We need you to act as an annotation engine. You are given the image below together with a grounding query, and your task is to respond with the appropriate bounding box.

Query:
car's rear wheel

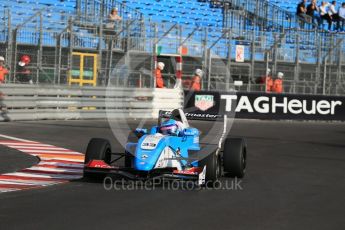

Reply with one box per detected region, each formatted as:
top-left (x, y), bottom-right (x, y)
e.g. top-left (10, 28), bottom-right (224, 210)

top-left (223, 138), bottom-right (246, 178)
top-left (84, 138), bottom-right (112, 178)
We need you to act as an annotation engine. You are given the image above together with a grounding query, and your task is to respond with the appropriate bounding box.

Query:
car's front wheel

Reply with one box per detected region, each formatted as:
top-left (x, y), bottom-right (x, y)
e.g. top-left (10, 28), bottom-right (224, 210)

top-left (84, 138), bottom-right (112, 178)
top-left (199, 151), bottom-right (221, 186)
top-left (223, 138), bottom-right (246, 178)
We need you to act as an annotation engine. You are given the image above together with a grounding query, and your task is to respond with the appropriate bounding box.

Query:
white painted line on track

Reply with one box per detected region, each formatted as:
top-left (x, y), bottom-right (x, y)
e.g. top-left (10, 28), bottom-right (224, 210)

top-left (18, 149), bottom-right (83, 154)
top-left (0, 134), bottom-right (37, 143)
top-left (0, 143), bottom-right (54, 147)
top-left (6, 172), bottom-right (81, 180)
top-left (39, 161), bottom-right (84, 168)
top-left (0, 179), bottom-right (60, 186)
top-left (25, 166), bottom-right (83, 173)
top-left (38, 157), bottom-right (84, 163)
top-left (10, 146), bottom-right (72, 150)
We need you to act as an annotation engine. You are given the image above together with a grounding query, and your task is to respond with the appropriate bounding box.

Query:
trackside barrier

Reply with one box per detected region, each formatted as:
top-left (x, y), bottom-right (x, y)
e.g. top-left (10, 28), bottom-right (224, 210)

top-left (184, 91), bottom-right (345, 121)
top-left (0, 85), bottom-right (183, 121)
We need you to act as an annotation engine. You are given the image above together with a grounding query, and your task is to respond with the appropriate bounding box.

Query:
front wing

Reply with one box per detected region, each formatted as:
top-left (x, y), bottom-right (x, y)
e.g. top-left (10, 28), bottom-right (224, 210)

top-left (84, 160), bottom-right (206, 185)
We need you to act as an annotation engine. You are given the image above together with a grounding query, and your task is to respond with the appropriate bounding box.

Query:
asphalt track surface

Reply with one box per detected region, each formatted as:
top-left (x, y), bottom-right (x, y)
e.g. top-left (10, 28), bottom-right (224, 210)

top-left (0, 119), bottom-right (345, 230)
top-left (0, 146), bottom-right (38, 174)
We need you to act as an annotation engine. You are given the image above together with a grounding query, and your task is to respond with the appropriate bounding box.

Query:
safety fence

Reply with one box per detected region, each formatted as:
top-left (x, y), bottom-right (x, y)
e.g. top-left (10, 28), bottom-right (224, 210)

top-left (0, 84), bottom-right (183, 121)
top-left (0, 1), bottom-right (345, 96)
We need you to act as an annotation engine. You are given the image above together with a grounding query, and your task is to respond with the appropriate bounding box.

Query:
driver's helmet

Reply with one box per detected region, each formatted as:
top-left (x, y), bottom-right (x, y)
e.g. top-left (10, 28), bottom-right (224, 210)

top-left (159, 119), bottom-right (179, 135)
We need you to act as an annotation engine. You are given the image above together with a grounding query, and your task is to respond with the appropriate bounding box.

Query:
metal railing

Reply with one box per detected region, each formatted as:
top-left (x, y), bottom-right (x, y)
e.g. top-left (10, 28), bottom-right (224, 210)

top-left (0, 1), bottom-right (344, 95)
top-left (0, 84), bottom-right (183, 121)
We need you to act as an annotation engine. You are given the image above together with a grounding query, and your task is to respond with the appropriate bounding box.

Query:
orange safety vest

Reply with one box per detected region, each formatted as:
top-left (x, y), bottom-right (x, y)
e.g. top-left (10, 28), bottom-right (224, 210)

top-left (155, 68), bottom-right (164, 88)
top-left (266, 76), bottom-right (273, 92)
top-left (190, 75), bottom-right (201, 91)
top-left (272, 79), bottom-right (283, 93)
top-left (0, 66), bottom-right (9, 83)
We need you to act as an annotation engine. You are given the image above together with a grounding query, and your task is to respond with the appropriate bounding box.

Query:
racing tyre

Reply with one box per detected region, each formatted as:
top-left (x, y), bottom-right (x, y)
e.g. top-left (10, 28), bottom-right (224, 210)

top-left (223, 138), bottom-right (246, 178)
top-left (84, 138), bottom-right (112, 178)
top-left (199, 152), bottom-right (221, 186)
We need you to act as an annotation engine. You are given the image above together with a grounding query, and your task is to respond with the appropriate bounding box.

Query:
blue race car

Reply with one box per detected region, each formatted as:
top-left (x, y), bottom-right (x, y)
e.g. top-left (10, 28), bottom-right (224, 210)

top-left (83, 109), bottom-right (247, 185)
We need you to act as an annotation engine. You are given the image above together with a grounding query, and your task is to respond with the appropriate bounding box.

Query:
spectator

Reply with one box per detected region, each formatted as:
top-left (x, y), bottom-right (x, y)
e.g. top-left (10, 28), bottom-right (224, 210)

top-left (272, 72), bottom-right (284, 93)
top-left (155, 62), bottom-right (165, 88)
top-left (17, 55), bottom-right (32, 84)
top-left (307, 0), bottom-right (321, 27)
top-left (106, 8), bottom-right (122, 30)
top-left (338, 2), bottom-right (345, 31)
top-left (320, 2), bottom-right (332, 30)
top-left (190, 69), bottom-right (203, 91)
top-left (296, 0), bottom-right (309, 28)
top-left (329, 1), bottom-right (339, 30)
top-left (0, 56), bottom-right (9, 84)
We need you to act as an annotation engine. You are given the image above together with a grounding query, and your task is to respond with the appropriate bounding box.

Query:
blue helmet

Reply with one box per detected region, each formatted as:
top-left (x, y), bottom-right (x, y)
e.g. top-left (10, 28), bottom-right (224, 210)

top-left (159, 119), bottom-right (178, 135)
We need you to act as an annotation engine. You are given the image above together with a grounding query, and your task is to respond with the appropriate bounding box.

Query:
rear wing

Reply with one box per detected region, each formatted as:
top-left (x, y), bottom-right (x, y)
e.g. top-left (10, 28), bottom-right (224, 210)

top-left (159, 109), bottom-right (223, 122)
top-left (158, 109), bottom-right (190, 127)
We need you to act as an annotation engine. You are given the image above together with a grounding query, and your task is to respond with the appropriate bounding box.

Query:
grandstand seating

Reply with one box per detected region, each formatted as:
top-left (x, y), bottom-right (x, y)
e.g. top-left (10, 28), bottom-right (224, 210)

top-left (120, 0), bottom-right (223, 27)
top-left (0, 0), bottom-right (341, 63)
top-left (0, 0), bottom-right (77, 45)
top-left (115, 0), bottom-right (296, 59)
top-left (268, 0), bottom-right (301, 13)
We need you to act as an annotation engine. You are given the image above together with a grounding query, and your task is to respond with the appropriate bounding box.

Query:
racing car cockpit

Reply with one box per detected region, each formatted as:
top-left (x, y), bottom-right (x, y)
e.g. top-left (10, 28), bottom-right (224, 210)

top-left (134, 109), bottom-right (191, 137)
top-left (157, 109), bottom-right (189, 136)
top-left (158, 109), bottom-right (189, 127)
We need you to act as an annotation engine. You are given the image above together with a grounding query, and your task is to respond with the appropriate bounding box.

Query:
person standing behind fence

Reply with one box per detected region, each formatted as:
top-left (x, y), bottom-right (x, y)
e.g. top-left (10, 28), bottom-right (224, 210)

top-left (106, 8), bottom-right (122, 30)
top-left (190, 69), bottom-right (203, 91)
top-left (272, 72), bottom-right (284, 93)
top-left (258, 68), bottom-right (273, 92)
top-left (155, 62), bottom-right (165, 88)
top-left (266, 73), bottom-right (274, 93)
top-left (17, 55), bottom-right (32, 84)
top-left (0, 56), bottom-right (9, 84)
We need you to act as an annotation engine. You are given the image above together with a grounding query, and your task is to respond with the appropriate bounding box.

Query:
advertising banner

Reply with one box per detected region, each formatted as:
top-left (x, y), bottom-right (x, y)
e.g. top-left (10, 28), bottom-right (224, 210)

top-left (184, 91), bottom-right (345, 121)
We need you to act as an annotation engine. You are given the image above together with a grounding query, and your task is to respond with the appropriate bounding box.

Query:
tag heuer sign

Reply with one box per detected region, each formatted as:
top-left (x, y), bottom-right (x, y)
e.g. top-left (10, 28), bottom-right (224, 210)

top-left (195, 95), bottom-right (214, 111)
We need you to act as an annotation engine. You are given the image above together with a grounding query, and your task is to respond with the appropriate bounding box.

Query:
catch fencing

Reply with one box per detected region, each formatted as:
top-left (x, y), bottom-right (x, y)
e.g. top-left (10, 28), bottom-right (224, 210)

top-left (1, 4), bottom-right (345, 95)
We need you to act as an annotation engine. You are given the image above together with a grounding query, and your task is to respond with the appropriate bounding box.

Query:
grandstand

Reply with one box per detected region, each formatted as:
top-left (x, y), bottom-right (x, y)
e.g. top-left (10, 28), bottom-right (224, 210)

top-left (0, 0), bottom-right (344, 94)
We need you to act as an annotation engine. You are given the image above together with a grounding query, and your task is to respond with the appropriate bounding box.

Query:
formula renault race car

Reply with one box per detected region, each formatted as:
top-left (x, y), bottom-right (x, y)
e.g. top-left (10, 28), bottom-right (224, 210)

top-left (83, 109), bottom-right (247, 185)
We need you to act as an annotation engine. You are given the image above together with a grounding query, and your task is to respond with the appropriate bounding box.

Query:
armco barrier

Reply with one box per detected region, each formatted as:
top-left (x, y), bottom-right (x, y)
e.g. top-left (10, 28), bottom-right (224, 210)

top-left (0, 84), bottom-right (183, 121)
top-left (184, 91), bottom-right (345, 121)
